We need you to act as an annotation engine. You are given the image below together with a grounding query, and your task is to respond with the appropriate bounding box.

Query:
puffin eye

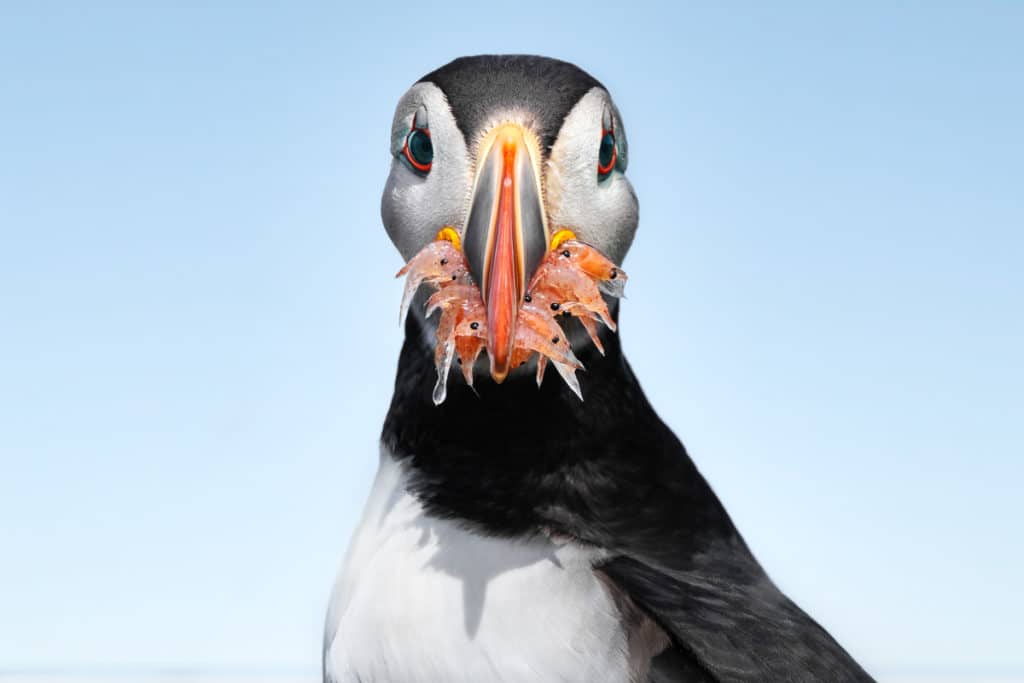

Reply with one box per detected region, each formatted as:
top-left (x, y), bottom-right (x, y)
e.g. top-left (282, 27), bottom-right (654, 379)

top-left (403, 128), bottom-right (433, 174)
top-left (597, 130), bottom-right (616, 178)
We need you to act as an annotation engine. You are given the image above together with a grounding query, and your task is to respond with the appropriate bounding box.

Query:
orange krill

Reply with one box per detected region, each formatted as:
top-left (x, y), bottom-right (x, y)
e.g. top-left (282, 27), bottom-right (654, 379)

top-left (397, 232), bottom-right (627, 404)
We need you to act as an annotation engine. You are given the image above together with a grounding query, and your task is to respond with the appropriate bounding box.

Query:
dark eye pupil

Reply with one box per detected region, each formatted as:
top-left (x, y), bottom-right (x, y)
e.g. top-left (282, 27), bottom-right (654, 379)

top-left (408, 129), bottom-right (433, 167)
top-left (598, 132), bottom-right (615, 174)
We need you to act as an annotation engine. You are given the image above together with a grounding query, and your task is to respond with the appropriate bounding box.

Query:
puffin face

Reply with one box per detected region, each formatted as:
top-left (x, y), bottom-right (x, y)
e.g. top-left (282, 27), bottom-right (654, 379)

top-left (382, 55), bottom-right (639, 381)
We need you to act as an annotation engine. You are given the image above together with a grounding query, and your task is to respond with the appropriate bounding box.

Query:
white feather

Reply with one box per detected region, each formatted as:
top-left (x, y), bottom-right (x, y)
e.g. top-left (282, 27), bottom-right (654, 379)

top-left (324, 450), bottom-right (646, 683)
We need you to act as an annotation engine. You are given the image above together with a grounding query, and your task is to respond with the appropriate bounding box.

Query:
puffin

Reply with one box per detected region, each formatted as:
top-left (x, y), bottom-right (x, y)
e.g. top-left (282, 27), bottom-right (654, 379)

top-left (324, 55), bottom-right (874, 683)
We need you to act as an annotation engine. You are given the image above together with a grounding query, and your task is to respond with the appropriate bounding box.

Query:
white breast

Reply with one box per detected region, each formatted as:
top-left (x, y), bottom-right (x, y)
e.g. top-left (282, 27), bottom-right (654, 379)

top-left (323, 450), bottom-right (639, 683)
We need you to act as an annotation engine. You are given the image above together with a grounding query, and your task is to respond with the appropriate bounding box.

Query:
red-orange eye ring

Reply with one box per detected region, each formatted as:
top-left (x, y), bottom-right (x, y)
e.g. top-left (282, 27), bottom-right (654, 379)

top-left (597, 128), bottom-right (616, 177)
top-left (403, 127), bottom-right (433, 173)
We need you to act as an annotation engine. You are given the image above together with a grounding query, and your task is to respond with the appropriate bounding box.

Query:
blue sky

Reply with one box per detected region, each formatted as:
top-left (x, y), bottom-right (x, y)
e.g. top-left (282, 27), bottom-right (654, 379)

top-left (1, 1), bottom-right (1021, 679)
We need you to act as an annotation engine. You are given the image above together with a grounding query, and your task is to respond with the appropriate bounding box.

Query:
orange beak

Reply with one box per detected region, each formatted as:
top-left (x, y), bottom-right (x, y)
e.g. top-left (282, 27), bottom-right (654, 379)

top-left (463, 124), bottom-right (548, 382)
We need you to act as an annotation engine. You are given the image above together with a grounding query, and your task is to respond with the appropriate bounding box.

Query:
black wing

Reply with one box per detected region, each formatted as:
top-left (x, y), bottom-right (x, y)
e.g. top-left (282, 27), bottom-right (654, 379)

top-left (564, 358), bottom-right (876, 682)
top-left (384, 314), bottom-right (875, 681)
top-left (600, 550), bottom-right (873, 682)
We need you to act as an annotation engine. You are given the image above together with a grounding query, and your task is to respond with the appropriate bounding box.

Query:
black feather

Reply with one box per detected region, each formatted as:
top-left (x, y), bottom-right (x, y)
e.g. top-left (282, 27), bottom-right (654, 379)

top-left (383, 298), bottom-right (873, 681)
top-left (418, 55), bottom-right (603, 151)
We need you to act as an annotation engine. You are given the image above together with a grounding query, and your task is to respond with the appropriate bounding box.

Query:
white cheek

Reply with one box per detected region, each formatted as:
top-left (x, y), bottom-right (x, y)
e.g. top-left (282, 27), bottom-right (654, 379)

top-left (381, 164), bottom-right (429, 260)
top-left (549, 172), bottom-right (638, 264)
top-left (590, 176), bottom-right (639, 263)
top-left (382, 163), bottom-right (472, 261)
top-left (546, 88), bottom-right (639, 264)
top-left (381, 83), bottom-right (473, 261)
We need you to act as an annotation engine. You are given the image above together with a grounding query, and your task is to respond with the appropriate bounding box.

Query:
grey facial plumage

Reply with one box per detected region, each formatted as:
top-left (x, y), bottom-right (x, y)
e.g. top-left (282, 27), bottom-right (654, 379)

top-left (381, 54), bottom-right (639, 267)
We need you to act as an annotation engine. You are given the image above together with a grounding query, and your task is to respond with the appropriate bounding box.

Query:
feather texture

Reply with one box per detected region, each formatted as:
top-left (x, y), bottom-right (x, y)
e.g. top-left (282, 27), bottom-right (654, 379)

top-left (371, 306), bottom-right (875, 681)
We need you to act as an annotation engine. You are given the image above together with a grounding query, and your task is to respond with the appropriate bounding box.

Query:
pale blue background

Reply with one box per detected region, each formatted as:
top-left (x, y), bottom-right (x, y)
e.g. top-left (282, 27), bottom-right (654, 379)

top-left (2, 1), bottom-right (1021, 680)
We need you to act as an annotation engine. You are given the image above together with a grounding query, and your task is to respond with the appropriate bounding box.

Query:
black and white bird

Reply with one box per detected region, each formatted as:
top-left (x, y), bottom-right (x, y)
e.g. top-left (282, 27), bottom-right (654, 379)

top-left (324, 55), bottom-right (874, 683)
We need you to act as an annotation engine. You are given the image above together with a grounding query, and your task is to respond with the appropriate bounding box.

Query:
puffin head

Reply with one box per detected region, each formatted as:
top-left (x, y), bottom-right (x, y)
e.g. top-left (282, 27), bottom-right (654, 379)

top-left (382, 55), bottom-right (639, 387)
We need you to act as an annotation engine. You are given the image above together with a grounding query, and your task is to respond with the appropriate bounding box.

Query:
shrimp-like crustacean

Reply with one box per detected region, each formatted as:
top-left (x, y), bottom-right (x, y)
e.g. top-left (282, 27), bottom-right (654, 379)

top-left (396, 227), bottom-right (628, 404)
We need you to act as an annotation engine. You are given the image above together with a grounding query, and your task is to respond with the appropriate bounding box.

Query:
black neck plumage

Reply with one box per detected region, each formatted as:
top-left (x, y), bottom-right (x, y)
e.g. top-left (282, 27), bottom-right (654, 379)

top-left (381, 307), bottom-right (740, 547)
